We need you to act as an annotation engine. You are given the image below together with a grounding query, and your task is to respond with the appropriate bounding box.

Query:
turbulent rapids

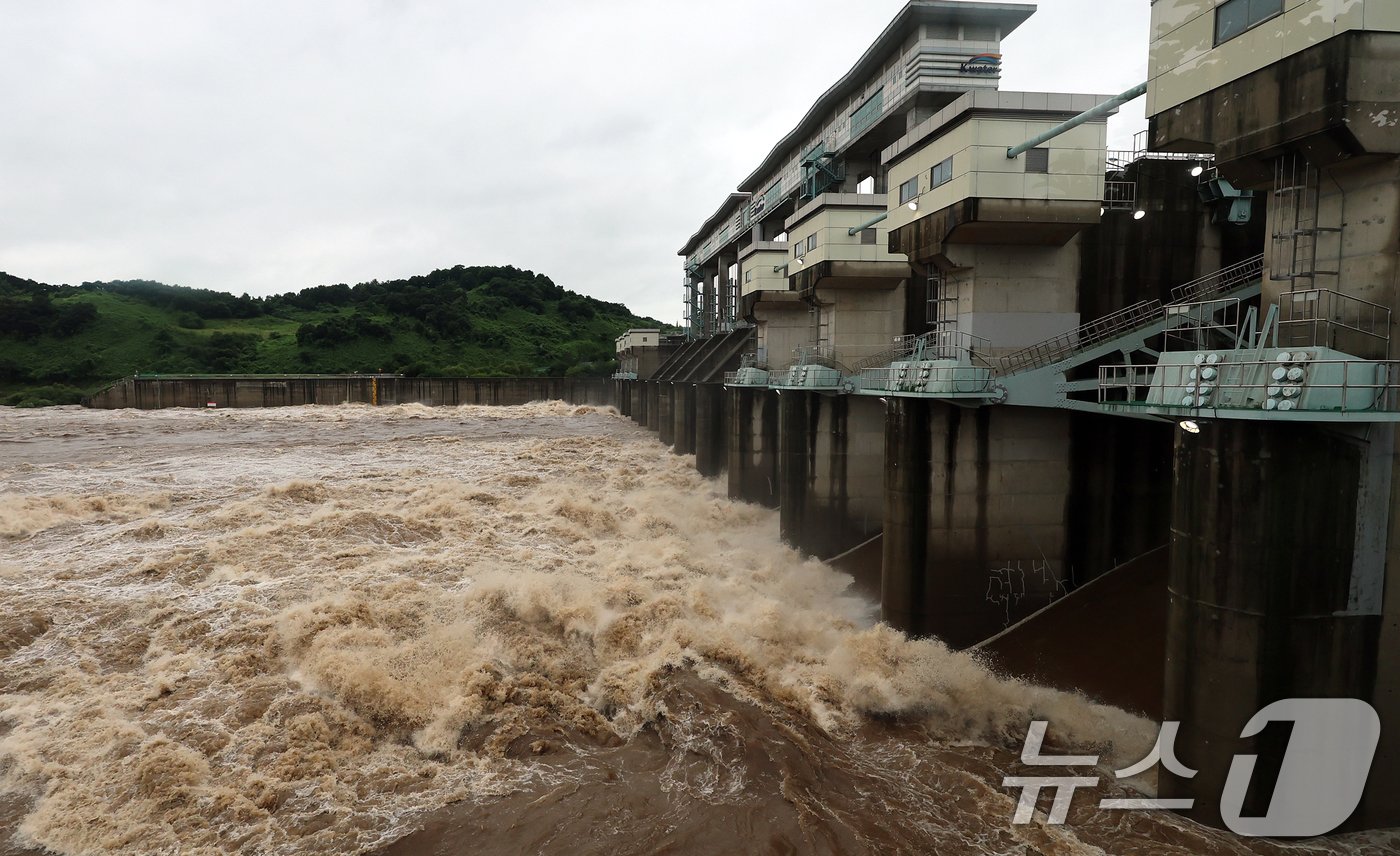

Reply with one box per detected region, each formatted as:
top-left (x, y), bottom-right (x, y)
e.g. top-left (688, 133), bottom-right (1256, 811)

top-left (0, 403), bottom-right (1395, 855)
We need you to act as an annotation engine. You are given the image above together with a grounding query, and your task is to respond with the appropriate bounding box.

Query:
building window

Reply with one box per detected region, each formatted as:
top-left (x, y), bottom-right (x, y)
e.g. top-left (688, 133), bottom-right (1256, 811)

top-left (850, 87), bottom-right (885, 139)
top-left (930, 157), bottom-right (953, 188)
top-left (794, 244), bottom-right (801, 258)
top-left (1025, 147), bottom-right (1049, 174)
top-left (898, 176), bottom-right (919, 204)
top-left (860, 228), bottom-right (877, 245)
top-left (806, 234), bottom-right (817, 252)
top-left (745, 270), bottom-right (753, 283)
top-left (1215, 0), bottom-right (1282, 45)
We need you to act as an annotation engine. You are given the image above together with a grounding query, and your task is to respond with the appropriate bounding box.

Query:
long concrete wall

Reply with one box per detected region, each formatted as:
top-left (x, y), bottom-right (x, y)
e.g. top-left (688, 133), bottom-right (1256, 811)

top-left (85, 375), bottom-right (614, 410)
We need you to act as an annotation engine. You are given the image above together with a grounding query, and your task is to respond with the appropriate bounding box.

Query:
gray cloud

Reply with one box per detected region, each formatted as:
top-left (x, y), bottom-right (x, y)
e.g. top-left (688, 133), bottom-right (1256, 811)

top-left (0, 0), bottom-right (1148, 324)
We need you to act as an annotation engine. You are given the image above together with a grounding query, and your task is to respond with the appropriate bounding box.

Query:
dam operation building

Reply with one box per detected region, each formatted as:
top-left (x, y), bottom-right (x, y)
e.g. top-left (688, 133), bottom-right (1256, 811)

top-left (614, 0), bottom-right (1400, 832)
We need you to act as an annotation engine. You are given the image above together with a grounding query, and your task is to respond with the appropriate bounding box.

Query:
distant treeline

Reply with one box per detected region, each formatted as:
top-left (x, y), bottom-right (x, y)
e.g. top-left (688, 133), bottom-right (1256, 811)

top-left (0, 266), bottom-right (665, 407)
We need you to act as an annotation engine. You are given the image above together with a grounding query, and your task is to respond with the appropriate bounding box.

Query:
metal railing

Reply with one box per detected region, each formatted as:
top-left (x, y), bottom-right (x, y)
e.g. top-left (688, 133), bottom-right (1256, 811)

top-left (794, 343), bottom-right (837, 363)
top-left (739, 348), bottom-right (769, 369)
top-left (1000, 300), bottom-right (1163, 374)
top-left (1107, 131), bottom-right (1215, 169)
top-left (1279, 289), bottom-right (1392, 360)
top-left (1104, 180), bottom-right (1136, 210)
top-left (1169, 254), bottom-right (1265, 303)
top-left (1000, 255), bottom-right (1264, 375)
top-left (1164, 298), bottom-right (1242, 351)
top-left (849, 334), bottom-right (922, 371)
top-left (859, 365), bottom-right (993, 395)
top-left (919, 328), bottom-right (991, 361)
top-left (849, 330), bottom-right (990, 372)
top-left (1098, 359), bottom-right (1400, 415)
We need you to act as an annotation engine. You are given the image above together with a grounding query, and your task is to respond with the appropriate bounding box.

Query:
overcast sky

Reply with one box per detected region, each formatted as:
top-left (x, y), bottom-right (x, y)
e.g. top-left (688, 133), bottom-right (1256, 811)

top-left (0, 0), bottom-right (1150, 325)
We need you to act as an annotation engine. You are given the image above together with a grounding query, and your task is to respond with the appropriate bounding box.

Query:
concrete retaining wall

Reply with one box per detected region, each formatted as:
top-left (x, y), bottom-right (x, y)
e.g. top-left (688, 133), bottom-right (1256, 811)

top-left (84, 376), bottom-right (614, 410)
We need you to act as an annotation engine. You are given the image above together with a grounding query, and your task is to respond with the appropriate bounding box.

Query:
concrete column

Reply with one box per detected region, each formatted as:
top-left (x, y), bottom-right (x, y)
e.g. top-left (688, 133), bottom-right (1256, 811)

top-left (728, 387), bottom-right (779, 507)
top-left (630, 382), bottom-right (644, 425)
top-left (882, 397), bottom-right (933, 635)
top-left (615, 380), bottom-right (630, 417)
top-left (1162, 421), bottom-right (1393, 830)
top-left (694, 383), bottom-right (727, 478)
top-left (645, 382), bottom-right (660, 432)
top-left (716, 252), bottom-right (735, 328)
top-left (777, 391), bottom-right (811, 554)
top-left (657, 384), bottom-right (675, 446)
top-left (701, 264), bottom-right (719, 336)
top-left (883, 402), bottom-right (1073, 648)
top-left (776, 391), bottom-right (883, 559)
top-left (672, 383), bottom-right (697, 455)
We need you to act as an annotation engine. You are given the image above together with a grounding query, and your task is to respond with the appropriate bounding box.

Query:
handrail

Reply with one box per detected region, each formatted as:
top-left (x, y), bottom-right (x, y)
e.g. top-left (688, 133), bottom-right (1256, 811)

top-left (1278, 288), bottom-right (1392, 359)
top-left (999, 300), bottom-right (1164, 374)
top-left (1169, 254), bottom-right (1265, 303)
top-left (1099, 359), bottom-right (1400, 415)
top-left (1001, 255), bottom-right (1267, 375)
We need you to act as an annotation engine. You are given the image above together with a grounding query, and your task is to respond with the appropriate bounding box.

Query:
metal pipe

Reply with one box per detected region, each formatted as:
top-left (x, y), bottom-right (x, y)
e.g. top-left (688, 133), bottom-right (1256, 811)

top-left (1006, 82), bottom-right (1147, 159)
top-left (847, 210), bottom-right (889, 236)
top-left (772, 263), bottom-right (789, 274)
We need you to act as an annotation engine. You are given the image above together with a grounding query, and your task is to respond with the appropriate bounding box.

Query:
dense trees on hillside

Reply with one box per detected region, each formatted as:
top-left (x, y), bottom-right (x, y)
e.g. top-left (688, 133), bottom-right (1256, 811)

top-left (0, 291), bottom-right (99, 338)
top-left (0, 265), bottom-right (665, 405)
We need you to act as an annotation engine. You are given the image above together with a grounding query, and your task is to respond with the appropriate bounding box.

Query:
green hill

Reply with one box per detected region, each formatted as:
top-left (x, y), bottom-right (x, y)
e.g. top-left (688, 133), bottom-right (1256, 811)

top-left (0, 267), bottom-right (665, 406)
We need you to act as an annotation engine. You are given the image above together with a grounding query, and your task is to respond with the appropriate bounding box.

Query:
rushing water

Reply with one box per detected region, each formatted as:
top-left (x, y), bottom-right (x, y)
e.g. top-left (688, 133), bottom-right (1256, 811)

top-left (0, 403), bottom-right (1395, 856)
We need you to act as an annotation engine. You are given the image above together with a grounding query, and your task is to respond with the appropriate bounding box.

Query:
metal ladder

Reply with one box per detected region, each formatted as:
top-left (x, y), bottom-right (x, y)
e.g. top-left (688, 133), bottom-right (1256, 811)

top-left (1271, 154), bottom-right (1341, 289)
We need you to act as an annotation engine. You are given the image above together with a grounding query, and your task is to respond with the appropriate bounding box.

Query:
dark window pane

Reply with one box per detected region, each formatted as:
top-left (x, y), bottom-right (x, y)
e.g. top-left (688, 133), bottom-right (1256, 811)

top-left (899, 176), bottom-right (919, 204)
top-left (1251, 0), bottom-right (1283, 24)
top-left (1216, 0), bottom-right (1250, 43)
top-left (931, 157), bottom-right (954, 188)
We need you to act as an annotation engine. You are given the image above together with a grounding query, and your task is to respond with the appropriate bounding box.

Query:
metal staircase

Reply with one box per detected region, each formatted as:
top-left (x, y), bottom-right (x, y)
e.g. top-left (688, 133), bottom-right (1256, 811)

top-left (1000, 254), bottom-right (1265, 379)
top-left (800, 142), bottom-right (846, 201)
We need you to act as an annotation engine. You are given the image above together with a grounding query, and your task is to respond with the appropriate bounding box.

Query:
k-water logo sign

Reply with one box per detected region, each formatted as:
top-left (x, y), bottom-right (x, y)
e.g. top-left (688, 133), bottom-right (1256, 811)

top-left (959, 53), bottom-right (1002, 75)
top-left (1003, 698), bottom-right (1381, 836)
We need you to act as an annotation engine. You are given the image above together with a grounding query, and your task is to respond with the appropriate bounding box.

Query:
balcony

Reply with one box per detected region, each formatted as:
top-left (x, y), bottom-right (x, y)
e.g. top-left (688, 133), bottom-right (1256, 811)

top-left (1096, 286), bottom-right (1400, 423)
top-left (785, 193), bottom-right (909, 293)
top-left (852, 330), bottom-right (997, 399)
top-left (739, 241), bottom-right (793, 297)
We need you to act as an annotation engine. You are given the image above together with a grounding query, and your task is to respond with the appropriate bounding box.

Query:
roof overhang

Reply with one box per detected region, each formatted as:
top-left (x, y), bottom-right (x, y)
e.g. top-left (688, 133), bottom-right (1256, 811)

top-left (679, 192), bottom-right (751, 257)
top-left (737, 1), bottom-right (1037, 193)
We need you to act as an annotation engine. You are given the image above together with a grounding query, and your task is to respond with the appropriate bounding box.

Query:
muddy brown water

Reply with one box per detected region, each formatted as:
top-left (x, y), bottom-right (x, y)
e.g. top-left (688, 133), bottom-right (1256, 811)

top-left (0, 404), bottom-right (1394, 855)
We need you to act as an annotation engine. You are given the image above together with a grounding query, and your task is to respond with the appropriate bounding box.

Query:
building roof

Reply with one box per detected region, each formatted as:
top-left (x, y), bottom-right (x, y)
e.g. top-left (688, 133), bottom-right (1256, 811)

top-left (881, 89), bottom-right (1115, 166)
top-left (678, 192), bottom-right (750, 258)
top-left (736, 1), bottom-right (1037, 193)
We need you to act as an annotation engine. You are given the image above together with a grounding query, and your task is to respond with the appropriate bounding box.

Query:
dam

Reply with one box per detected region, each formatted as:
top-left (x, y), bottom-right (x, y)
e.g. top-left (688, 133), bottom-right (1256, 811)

top-left (71, 0), bottom-right (1400, 837)
top-left (613, 0), bottom-right (1400, 833)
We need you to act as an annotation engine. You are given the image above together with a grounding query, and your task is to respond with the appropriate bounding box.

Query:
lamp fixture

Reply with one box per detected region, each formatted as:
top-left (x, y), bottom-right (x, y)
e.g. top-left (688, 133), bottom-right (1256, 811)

top-left (1133, 209), bottom-right (1147, 220)
top-left (1190, 165), bottom-right (1205, 177)
top-left (1179, 419), bottom-right (1201, 434)
top-left (907, 200), bottom-right (918, 211)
